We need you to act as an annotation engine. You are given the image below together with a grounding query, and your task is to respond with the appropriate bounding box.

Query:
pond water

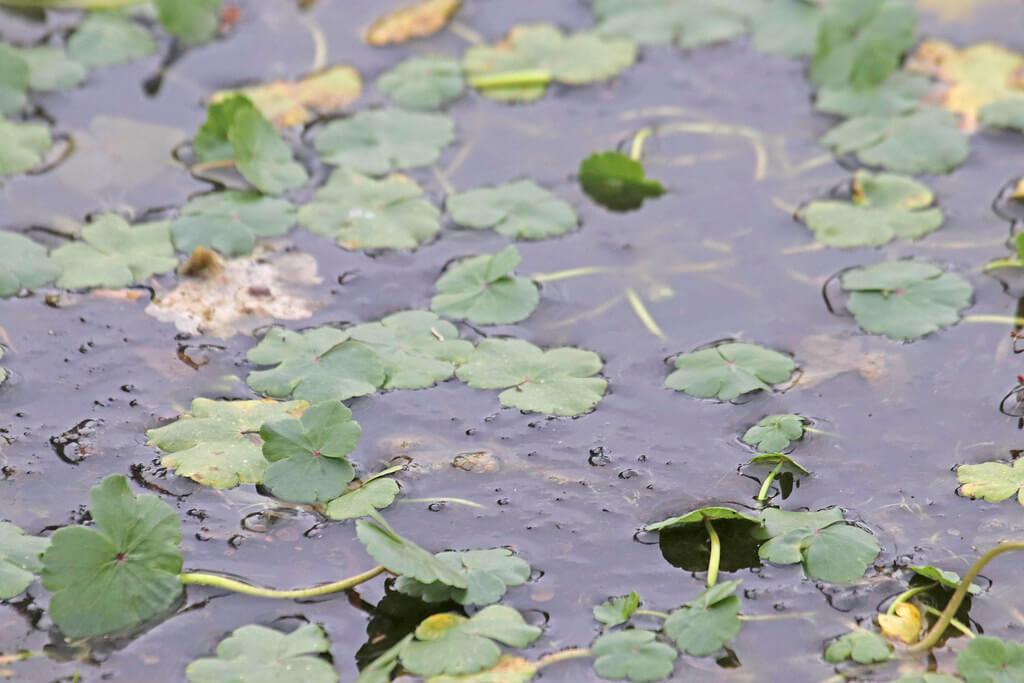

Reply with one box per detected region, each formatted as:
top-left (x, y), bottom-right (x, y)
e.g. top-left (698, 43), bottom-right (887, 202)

top-left (4, 1), bottom-right (1024, 681)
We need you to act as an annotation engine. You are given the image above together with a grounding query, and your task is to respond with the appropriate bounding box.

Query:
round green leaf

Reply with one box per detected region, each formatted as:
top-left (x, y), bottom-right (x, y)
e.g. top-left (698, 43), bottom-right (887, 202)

top-left (579, 151), bottom-right (665, 212)
top-left (758, 508), bottom-right (880, 583)
top-left (664, 581), bottom-right (742, 656)
top-left (803, 171), bottom-right (943, 247)
top-left (431, 246), bottom-right (540, 325)
top-left (0, 522), bottom-right (49, 599)
top-left (68, 13), bottom-right (156, 68)
top-left (840, 261), bottom-right (973, 341)
top-left (0, 231), bottom-right (61, 297)
top-left (455, 338), bottom-right (607, 416)
top-left (377, 57), bottom-right (464, 110)
top-left (146, 398), bottom-right (308, 488)
top-left (956, 636), bottom-right (1024, 683)
top-left (356, 520), bottom-right (467, 589)
top-left (171, 191), bottom-right (296, 257)
top-left (957, 460), bottom-right (1024, 507)
top-left (909, 565), bottom-right (982, 595)
top-left (594, 591), bottom-right (641, 627)
top-left (325, 477), bottom-right (400, 520)
top-left (646, 506), bottom-right (760, 532)
top-left (591, 629), bottom-right (677, 683)
top-left (187, 623), bottom-right (337, 683)
top-left (52, 214), bottom-right (178, 289)
top-left (40, 474), bottom-right (183, 638)
top-left (0, 119), bottom-right (51, 176)
top-left (298, 169), bottom-right (440, 250)
top-left (18, 46), bottom-right (87, 91)
top-left (313, 109), bottom-right (454, 175)
top-left (446, 179), bottom-right (578, 240)
top-left (260, 401), bottom-right (361, 504)
top-left (246, 326), bottom-right (387, 402)
top-left (742, 414), bottom-right (806, 452)
top-left (824, 630), bottom-right (891, 664)
top-left (395, 548), bottom-right (531, 606)
top-left (593, 0), bottom-right (756, 49)
top-left (229, 105), bottom-right (309, 194)
top-left (666, 342), bottom-right (795, 401)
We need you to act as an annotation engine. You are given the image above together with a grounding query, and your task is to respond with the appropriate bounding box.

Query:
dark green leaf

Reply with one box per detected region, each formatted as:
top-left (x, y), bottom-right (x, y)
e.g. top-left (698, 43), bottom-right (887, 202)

top-left (909, 565), bottom-right (982, 595)
top-left (810, 0), bottom-right (916, 90)
top-left (195, 95), bottom-right (253, 163)
top-left (579, 151), bottom-right (664, 212)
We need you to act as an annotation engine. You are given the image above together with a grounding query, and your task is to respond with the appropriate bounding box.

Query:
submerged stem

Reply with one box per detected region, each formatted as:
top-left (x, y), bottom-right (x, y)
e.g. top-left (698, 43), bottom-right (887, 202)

top-left (757, 461), bottom-right (784, 503)
top-left (536, 648), bottom-right (592, 669)
top-left (909, 542), bottom-right (1024, 653)
top-left (468, 69), bottom-right (552, 90)
top-left (630, 127), bottom-right (653, 162)
top-left (399, 496), bottom-right (485, 509)
top-left (704, 517), bottom-right (721, 588)
top-left (919, 605), bottom-right (974, 639)
top-left (179, 565), bottom-right (385, 599)
top-left (886, 584), bottom-right (935, 616)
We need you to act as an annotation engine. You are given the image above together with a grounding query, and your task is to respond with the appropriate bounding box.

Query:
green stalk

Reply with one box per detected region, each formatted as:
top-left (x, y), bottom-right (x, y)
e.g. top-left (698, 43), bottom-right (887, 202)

top-left (179, 565), bottom-right (386, 599)
top-left (629, 127), bottom-right (653, 161)
top-left (983, 258), bottom-right (1024, 271)
top-left (704, 517), bottom-right (721, 588)
top-left (757, 461), bottom-right (784, 503)
top-left (885, 584), bottom-right (935, 616)
top-left (634, 609), bottom-right (669, 619)
top-left (468, 69), bottom-right (552, 90)
top-left (908, 542), bottom-right (1024, 653)
top-left (920, 605), bottom-right (974, 640)
top-left (536, 648), bottom-right (592, 670)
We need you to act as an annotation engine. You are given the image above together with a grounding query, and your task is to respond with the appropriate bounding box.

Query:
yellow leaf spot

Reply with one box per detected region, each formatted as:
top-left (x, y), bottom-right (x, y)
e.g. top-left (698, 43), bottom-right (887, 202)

top-left (365, 0), bottom-right (461, 46)
top-left (879, 602), bottom-right (922, 644)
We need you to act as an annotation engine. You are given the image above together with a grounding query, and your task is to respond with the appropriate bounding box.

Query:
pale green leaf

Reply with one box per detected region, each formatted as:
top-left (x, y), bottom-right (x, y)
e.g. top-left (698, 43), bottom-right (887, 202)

top-left (666, 342), bottom-right (795, 401)
top-left (378, 57), bottom-right (464, 110)
top-left (447, 180), bottom-right (578, 240)
top-left (186, 623), bottom-right (337, 683)
top-left (431, 247), bottom-right (539, 325)
top-left (51, 214), bottom-right (177, 289)
top-left (313, 109), bottom-right (454, 174)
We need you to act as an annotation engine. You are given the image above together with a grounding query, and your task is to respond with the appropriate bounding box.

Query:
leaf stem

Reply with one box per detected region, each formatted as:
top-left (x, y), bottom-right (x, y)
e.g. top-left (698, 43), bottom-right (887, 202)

top-left (757, 461), bottom-right (784, 503)
top-left (468, 69), bottom-right (552, 90)
top-left (189, 159), bottom-right (237, 174)
top-left (962, 314), bottom-right (1024, 326)
top-left (532, 265), bottom-right (620, 282)
top-left (704, 517), bottom-right (721, 588)
top-left (179, 565), bottom-right (385, 598)
top-left (885, 584), bottom-right (935, 615)
top-left (634, 609), bottom-right (669, 619)
top-left (919, 605), bottom-right (974, 639)
top-left (630, 127), bottom-right (653, 162)
top-left (536, 648), bottom-right (592, 669)
top-left (983, 259), bottom-right (1024, 271)
top-left (908, 542), bottom-right (1024, 653)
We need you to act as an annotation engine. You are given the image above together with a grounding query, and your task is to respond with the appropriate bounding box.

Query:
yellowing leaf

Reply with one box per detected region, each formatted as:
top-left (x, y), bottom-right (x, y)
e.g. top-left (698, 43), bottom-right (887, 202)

top-left (211, 65), bottom-right (362, 128)
top-left (365, 0), bottom-right (461, 46)
top-left (1012, 177), bottom-right (1024, 200)
top-left (878, 602), bottom-right (922, 644)
top-left (906, 40), bottom-right (1024, 132)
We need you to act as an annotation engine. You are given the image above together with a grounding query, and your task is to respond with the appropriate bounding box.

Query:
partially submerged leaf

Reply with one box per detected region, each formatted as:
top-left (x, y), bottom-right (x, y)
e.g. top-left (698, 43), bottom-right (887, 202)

top-left (246, 326), bottom-right (386, 402)
top-left (742, 414), bottom-right (806, 452)
top-left (0, 119), bottom-right (51, 175)
top-left (0, 231), bottom-right (61, 297)
top-left (746, 453), bottom-right (809, 475)
top-left (298, 169), bottom-right (440, 250)
top-left (957, 459), bottom-right (1024, 506)
top-left (430, 247), bottom-right (539, 325)
top-left (154, 0), bottom-right (222, 45)
top-left (909, 565), bottom-right (982, 594)
top-left (212, 65), bottom-right (362, 128)
top-left (396, 548), bottom-right (531, 606)
top-left (51, 215), bottom-right (177, 289)
top-left (313, 109), bottom-right (454, 175)
top-left (68, 13), bottom-right (156, 68)
top-left (666, 342), bottom-right (795, 401)
top-left (810, 0), bottom-right (917, 90)
top-left (840, 261), bottom-right (973, 341)
top-left (803, 171), bottom-right (943, 247)
top-left (447, 179), bottom-right (578, 240)
top-left (0, 522), bottom-right (49, 600)
top-left (40, 474), bottom-right (183, 638)
top-left (378, 57), bottom-right (464, 111)
top-left (646, 506), bottom-right (760, 532)
top-left (591, 629), bottom-right (677, 683)
top-left (325, 477), bottom-right (400, 520)
top-left (664, 580), bottom-right (742, 656)
top-left (260, 401), bottom-right (361, 504)
top-left (956, 636), bottom-right (1024, 682)
top-left (816, 72), bottom-right (933, 117)
top-left (170, 191), bottom-right (296, 257)
top-left (878, 602), bottom-right (922, 644)
top-left (455, 338), bottom-right (607, 416)
top-left (187, 624), bottom-right (336, 683)
top-left (146, 398), bottom-right (308, 487)
top-left (365, 0), bottom-right (461, 46)
top-left (356, 520), bottom-right (467, 588)
top-left (824, 630), bottom-right (891, 664)
top-left (594, 591), bottom-right (641, 627)
top-left (593, 0), bottom-right (758, 49)
top-left (758, 508), bottom-right (880, 583)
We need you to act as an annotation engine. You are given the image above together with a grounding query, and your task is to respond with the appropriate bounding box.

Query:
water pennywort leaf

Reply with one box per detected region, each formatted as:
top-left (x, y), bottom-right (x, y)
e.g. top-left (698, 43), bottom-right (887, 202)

top-left (957, 459), bottom-right (1024, 506)
top-left (170, 191), bottom-right (296, 257)
top-left (447, 179), bottom-right (578, 240)
top-left (325, 477), bottom-right (400, 520)
top-left (666, 342), bottom-right (795, 401)
top-left (51, 214), bottom-right (177, 289)
top-left (378, 57), bottom-right (464, 111)
top-left (186, 623), bottom-right (337, 683)
top-left (824, 630), bottom-right (891, 664)
top-left (431, 247), bottom-right (540, 325)
top-left (742, 414), bottom-right (806, 452)
top-left (40, 474), bottom-right (183, 638)
top-left (68, 13), bottom-right (156, 69)
top-left (0, 119), bottom-right (51, 175)
top-left (356, 520), bottom-right (467, 588)
top-left (758, 508), bottom-right (880, 583)
top-left (313, 109), bottom-right (454, 175)
top-left (395, 549), bottom-right (531, 606)
top-left (909, 565), bottom-right (982, 594)
top-left (591, 629), bottom-right (677, 683)
top-left (956, 636), bottom-right (1024, 682)
top-left (810, 0), bottom-right (917, 90)
top-left (664, 580), bottom-right (742, 656)
top-left (815, 72), bottom-right (932, 118)
top-left (594, 591), bottom-right (640, 627)
top-left (0, 522), bottom-right (49, 600)
top-left (0, 231), bottom-right (60, 297)
top-left (579, 151), bottom-right (664, 212)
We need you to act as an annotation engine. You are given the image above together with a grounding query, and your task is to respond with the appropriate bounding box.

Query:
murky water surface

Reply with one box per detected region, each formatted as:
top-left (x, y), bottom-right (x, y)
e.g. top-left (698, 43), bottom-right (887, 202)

top-left (4, 1), bottom-right (1024, 681)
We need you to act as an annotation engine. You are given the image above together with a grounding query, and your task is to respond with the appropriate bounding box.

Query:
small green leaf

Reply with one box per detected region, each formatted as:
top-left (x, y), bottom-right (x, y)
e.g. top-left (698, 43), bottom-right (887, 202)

top-left (146, 398), bottom-right (308, 488)
top-left (824, 630), bottom-right (891, 664)
top-left (155, 0), bottom-right (222, 45)
top-left (298, 169), bottom-right (440, 250)
top-left (746, 453), bottom-right (809, 475)
top-left (171, 191), bottom-right (296, 257)
top-left (356, 520), bottom-right (467, 588)
top-left (821, 107), bottom-right (969, 174)
top-left (956, 636), bottom-right (1024, 683)
top-left (0, 119), bottom-right (50, 175)
top-left (840, 261), bottom-right (973, 341)
top-left (396, 549), bottom-right (531, 606)
top-left (246, 326), bottom-right (386, 402)
top-left (51, 214), bottom-right (177, 289)
top-left (816, 73), bottom-right (932, 117)
top-left (742, 414), bottom-right (806, 452)
top-left (40, 474), bottom-right (184, 638)
top-left (68, 13), bottom-right (156, 68)
top-left (591, 629), bottom-right (677, 683)
top-left (229, 105), bottom-right (308, 194)
top-left (260, 401), bottom-right (361, 504)
top-left (664, 580), bottom-right (742, 656)
top-left (18, 46), bottom-right (87, 91)
top-left (0, 522), bottom-right (49, 599)
top-left (186, 623), bottom-right (337, 683)
top-left (195, 95), bottom-right (253, 163)
top-left (803, 171), bottom-right (943, 247)
top-left (909, 565), bottom-right (982, 595)
top-left (594, 591), bottom-right (640, 627)
top-left (646, 506), bottom-right (760, 532)
top-left (810, 0), bottom-right (917, 90)
top-left (593, 0), bottom-right (757, 49)
top-left (313, 109), bottom-right (454, 175)
top-left (456, 338), bottom-right (607, 416)
top-left (579, 151), bottom-right (665, 212)
top-left (400, 606), bottom-right (542, 677)
top-left (378, 57), bottom-right (464, 110)
top-left (431, 246), bottom-right (539, 325)
top-left (0, 44), bottom-right (29, 115)
top-left (666, 342), bottom-right (795, 401)
top-left (958, 460), bottom-right (1024, 506)
top-left (758, 508), bottom-right (880, 583)
top-left (0, 231), bottom-right (61, 297)
top-left (325, 477), bottom-right (400, 520)
top-left (447, 179), bottom-right (578, 240)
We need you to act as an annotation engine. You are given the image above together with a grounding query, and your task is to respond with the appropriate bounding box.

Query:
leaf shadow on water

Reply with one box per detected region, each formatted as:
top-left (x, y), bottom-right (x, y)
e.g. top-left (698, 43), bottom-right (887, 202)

top-left (353, 584), bottom-right (461, 671)
top-left (657, 519), bottom-right (762, 574)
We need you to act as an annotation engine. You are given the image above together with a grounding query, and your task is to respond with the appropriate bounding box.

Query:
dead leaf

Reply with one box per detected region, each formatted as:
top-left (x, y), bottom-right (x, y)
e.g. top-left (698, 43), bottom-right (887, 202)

top-left (879, 602), bottom-right (922, 644)
top-left (906, 40), bottom-right (1024, 132)
top-left (210, 65), bottom-right (362, 129)
top-left (91, 289), bottom-right (144, 301)
top-left (793, 333), bottom-right (909, 390)
top-left (365, 0), bottom-right (460, 46)
top-left (145, 242), bottom-right (323, 338)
